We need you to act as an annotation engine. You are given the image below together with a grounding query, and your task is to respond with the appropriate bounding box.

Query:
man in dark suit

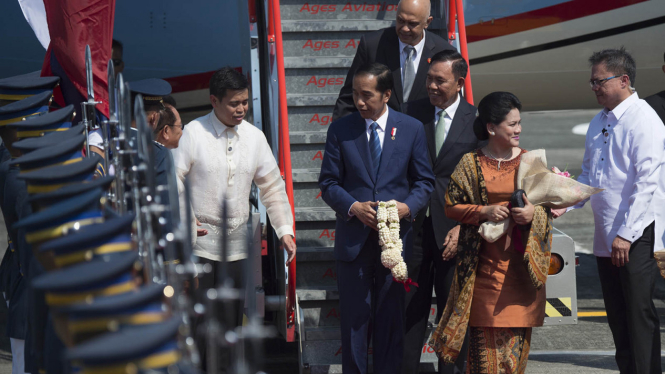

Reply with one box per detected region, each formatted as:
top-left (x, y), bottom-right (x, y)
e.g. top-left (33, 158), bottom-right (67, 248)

top-left (331, 0), bottom-right (455, 121)
top-left (402, 50), bottom-right (484, 374)
top-left (646, 52), bottom-right (665, 123)
top-left (319, 62), bottom-right (434, 374)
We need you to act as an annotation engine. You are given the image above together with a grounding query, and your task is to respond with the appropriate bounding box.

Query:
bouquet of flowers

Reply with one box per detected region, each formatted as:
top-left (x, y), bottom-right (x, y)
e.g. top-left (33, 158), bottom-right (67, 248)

top-left (478, 149), bottom-right (603, 243)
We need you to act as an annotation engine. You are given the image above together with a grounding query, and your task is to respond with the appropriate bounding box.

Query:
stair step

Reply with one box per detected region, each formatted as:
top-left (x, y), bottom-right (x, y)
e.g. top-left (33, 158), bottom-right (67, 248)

top-left (306, 325), bottom-right (341, 341)
top-left (290, 130), bottom-right (328, 145)
top-left (282, 33), bottom-right (362, 59)
top-left (282, 19), bottom-right (395, 32)
top-left (299, 339), bottom-right (439, 371)
top-left (298, 285), bottom-right (340, 301)
top-left (294, 182), bottom-right (327, 208)
top-left (298, 285), bottom-right (438, 302)
top-left (297, 261), bottom-right (338, 289)
top-left (285, 56), bottom-right (353, 69)
top-left (295, 206), bottom-right (336, 222)
top-left (286, 106), bottom-right (335, 132)
top-left (297, 246), bottom-right (336, 262)
top-left (281, 18), bottom-right (445, 32)
top-left (299, 298), bottom-right (441, 329)
top-left (292, 168), bottom-right (321, 183)
top-left (286, 68), bottom-right (348, 96)
top-left (288, 93), bottom-right (338, 107)
top-left (290, 143), bottom-right (325, 170)
top-left (279, 0), bottom-right (400, 21)
top-left (295, 220), bottom-right (337, 247)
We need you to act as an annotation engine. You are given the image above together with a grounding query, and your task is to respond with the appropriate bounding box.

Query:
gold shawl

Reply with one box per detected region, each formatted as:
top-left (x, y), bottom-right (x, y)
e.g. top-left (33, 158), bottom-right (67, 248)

top-left (428, 150), bottom-right (553, 363)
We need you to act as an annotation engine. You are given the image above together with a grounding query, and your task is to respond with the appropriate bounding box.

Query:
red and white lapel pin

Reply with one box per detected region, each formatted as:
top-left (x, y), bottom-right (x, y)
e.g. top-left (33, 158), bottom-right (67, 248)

top-left (391, 127), bottom-right (397, 140)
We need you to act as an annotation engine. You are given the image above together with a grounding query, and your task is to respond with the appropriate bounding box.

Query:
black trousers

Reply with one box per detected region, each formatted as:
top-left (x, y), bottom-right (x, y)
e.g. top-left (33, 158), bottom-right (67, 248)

top-left (194, 258), bottom-right (246, 374)
top-left (403, 217), bottom-right (468, 374)
top-left (596, 222), bottom-right (661, 374)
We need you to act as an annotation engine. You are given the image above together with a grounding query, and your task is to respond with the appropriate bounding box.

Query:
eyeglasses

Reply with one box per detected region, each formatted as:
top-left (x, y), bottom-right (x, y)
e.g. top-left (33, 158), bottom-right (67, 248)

top-left (589, 75), bottom-right (623, 88)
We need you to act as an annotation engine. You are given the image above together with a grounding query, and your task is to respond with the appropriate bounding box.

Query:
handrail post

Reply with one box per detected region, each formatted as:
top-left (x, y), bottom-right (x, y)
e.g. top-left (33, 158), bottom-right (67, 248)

top-left (454, 0), bottom-right (474, 105)
top-left (447, 0), bottom-right (456, 41)
top-left (269, 0), bottom-right (297, 342)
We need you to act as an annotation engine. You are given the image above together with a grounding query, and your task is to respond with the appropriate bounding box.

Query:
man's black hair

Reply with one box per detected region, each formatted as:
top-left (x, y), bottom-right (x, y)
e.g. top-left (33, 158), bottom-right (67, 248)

top-left (209, 67), bottom-right (249, 100)
top-left (589, 47), bottom-right (636, 87)
top-left (429, 50), bottom-right (468, 80)
top-left (163, 95), bottom-right (176, 108)
top-left (112, 39), bottom-right (123, 55)
top-left (153, 106), bottom-right (176, 136)
top-left (354, 62), bottom-right (393, 94)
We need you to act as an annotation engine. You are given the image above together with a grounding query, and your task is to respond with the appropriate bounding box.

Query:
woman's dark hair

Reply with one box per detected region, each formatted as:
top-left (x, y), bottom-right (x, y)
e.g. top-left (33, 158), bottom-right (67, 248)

top-left (209, 67), bottom-right (248, 100)
top-left (473, 92), bottom-right (522, 140)
top-left (354, 62), bottom-right (393, 94)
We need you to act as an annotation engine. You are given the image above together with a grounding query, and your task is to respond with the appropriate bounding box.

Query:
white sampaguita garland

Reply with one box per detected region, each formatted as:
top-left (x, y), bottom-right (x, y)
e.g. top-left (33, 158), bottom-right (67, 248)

top-left (377, 200), bottom-right (408, 282)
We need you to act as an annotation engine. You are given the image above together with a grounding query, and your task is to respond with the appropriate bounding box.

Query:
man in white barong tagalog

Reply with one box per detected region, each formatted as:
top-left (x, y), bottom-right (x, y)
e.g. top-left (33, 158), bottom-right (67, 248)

top-left (171, 67), bottom-right (296, 372)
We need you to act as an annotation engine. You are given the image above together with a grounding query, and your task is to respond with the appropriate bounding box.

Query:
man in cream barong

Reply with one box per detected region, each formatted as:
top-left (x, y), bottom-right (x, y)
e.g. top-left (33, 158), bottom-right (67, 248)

top-left (171, 67), bottom-right (296, 372)
top-left (557, 48), bottom-right (665, 374)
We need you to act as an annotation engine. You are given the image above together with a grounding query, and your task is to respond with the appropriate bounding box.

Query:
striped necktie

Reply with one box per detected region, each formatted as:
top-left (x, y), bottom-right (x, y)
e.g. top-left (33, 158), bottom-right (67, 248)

top-left (369, 122), bottom-right (382, 178)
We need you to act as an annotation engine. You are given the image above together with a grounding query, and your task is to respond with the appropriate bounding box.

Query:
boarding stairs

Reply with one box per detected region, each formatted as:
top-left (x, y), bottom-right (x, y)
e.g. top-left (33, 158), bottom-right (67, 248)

top-left (277, 1), bottom-right (450, 372)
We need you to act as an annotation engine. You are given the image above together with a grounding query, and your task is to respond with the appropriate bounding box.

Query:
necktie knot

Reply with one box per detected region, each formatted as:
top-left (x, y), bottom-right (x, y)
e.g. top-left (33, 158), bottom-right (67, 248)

top-left (371, 122), bottom-right (379, 132)
top-left (404, 45), bottom-right (415, 56)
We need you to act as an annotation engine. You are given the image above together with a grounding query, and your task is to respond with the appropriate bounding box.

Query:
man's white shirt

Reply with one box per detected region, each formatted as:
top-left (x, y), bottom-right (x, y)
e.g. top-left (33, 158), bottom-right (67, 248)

top-left (171, 111), bottom-right (294, 261)
top-left (569, 93), bottom-right (665, 257)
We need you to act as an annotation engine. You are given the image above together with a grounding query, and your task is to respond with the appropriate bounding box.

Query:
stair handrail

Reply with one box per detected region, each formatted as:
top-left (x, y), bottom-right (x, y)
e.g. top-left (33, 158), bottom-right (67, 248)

top-left (267, 0), bottom-right (297, 342)
top-left (448, 0), bottom-right (474, 105)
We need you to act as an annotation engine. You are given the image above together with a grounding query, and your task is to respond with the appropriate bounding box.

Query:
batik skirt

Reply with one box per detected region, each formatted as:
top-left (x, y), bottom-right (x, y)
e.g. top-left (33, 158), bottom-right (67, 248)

top-left (466, 327), bottom-right (531, 374)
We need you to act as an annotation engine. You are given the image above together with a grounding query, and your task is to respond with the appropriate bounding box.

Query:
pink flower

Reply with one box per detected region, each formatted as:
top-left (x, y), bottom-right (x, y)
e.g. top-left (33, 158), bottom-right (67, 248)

top-left (552, 166), bottom-right (574, 179)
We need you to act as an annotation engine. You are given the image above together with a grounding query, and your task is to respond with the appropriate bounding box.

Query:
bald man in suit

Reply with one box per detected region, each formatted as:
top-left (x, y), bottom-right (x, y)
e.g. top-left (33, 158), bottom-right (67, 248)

top-left (332, 0), bottom-right (455, 121)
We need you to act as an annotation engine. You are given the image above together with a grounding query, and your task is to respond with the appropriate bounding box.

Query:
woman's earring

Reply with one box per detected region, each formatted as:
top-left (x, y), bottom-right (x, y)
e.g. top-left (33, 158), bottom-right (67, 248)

top-left (489, 131), bottom-right (495, 135)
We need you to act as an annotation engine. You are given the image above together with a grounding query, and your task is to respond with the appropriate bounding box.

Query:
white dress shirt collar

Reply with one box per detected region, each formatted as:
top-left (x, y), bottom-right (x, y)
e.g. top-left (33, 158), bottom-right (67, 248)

top-left (435, 93), bottom-right (461, 122)
top-left (365, 106), bottom-right (389, 133)
top-left (603, 92), bottom-right (639, 121)
top-left (398, 31), bottom-right (426, 63)
top-left (209, 110), bottom-right (238, 137)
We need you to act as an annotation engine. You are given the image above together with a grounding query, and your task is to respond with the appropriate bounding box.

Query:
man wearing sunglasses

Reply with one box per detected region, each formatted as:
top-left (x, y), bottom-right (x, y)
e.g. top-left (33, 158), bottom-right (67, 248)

top-left (556, 47), bottom-right (665, 374)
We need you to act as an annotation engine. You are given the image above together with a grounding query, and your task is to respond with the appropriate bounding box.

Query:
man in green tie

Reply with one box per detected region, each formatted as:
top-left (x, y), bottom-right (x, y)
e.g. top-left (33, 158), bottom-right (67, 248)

top-left (402, 50), bottom-right (485, 374)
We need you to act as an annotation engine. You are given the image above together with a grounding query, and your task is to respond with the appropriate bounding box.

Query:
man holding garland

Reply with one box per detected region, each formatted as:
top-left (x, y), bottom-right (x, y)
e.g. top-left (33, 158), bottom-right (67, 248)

top-left (319, 62), bottom-right (434, 374)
